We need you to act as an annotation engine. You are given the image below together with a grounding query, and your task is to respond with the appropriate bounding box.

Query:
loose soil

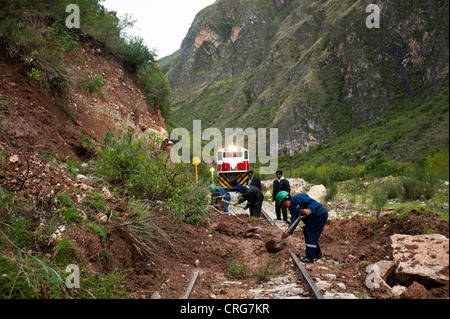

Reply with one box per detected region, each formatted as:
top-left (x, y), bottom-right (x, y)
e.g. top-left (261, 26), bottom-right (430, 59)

top-left (66, 204), bottom-right (449, 299)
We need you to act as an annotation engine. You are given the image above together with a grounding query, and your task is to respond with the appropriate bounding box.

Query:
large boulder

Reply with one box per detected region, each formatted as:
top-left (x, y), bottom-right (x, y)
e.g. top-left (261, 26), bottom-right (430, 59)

top-left (260, 180), bottom-right (273, 191)
top-left (366, 260), bottom-right (397, 284)
top-left (391, 234), bottom-right (449, 288)
top-left (260, 178), bottom-right (309, 193)
top-left (307, 184), bottom-right (327, 202)
top-left (287, 178), bottom-right (308, 195)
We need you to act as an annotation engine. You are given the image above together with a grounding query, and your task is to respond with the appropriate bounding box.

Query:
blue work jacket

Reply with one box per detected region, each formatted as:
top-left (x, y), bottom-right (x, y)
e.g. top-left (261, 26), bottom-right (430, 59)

top-left (288, 193), bottom-right (327, 233)
top-left (211, 188), bottom-right (231, 205)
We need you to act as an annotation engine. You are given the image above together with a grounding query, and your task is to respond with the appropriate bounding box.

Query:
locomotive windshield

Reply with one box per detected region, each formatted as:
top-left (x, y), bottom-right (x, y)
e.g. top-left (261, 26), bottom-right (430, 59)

top-left (224, 151), bottom-right (242, 158)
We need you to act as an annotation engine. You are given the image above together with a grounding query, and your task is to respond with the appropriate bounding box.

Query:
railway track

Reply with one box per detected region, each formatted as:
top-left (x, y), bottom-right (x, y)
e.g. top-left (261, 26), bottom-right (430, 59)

top-left (289, 249), bottom-right (324, 299)
top-left (205, 200), bottom-right (325, 299)
top-left (181, 250), bottom-right (325, 300)
top-left (254, 207), bottom-right (324, 299)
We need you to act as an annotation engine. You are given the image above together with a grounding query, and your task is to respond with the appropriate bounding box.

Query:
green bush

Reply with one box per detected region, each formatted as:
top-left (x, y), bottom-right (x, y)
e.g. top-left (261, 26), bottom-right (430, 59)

top-left (227, 258), bottom-right (248, 280)
top-left (77, 75), bottom-right (107, 98)
top-left (380, 181), bottom-right (403, 200)
top-left (400, 177), bottom-right (424, 201)
top-left (62, 156), bottom-right (81, 176)
top-left (364, 151), bottom-right (404, 177)
top-left (324, 182), bottom-right (338, 201)
top-left (426, 150), bottom-right (449, 180)
top-left (136, 63), bottom-right (171, 117)
top-left (26, 68), bottom-right (42, 81)
top-left (371, 191), bottom-right (388, 211)
top-left (85, 192), bottom-right (108, 213)
top-left (0, 13), bottom-right (72, 93)
top-left (79, 269), bottom-right (129, 299)
top-left (50, 21), bottom-right (80, 52)
top-left (165, 181), bottom-right (209, 225)
top-left (254, 255), bottom-right (282, 283)
top-left (54, 238), bottom-right (79, 267)
top-left (56, 194), bottom-right (82, 223)
top-left (95, 128), bottom-right (209, 223)
top-left (95, 128), bottom-right (150, 183)
top-left (0, 253), bottom-right (65, 299)
top-left (0, 187), bottom-right (14, 213)
top-left (297, 164), bottom-right (360, 186)
top-left (0, 255), bottom-right (38, 299)
top-left (401, 159), bottom-right (440, 201)
top-left (8, 214), bottom-right (32, 248)
top-left (121, 36), bottom-right (155, 74)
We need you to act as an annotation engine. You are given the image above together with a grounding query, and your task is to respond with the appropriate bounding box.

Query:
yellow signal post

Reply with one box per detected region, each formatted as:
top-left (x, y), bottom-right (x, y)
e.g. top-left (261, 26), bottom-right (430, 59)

top-left (192, 157), bottom-right (201, 185)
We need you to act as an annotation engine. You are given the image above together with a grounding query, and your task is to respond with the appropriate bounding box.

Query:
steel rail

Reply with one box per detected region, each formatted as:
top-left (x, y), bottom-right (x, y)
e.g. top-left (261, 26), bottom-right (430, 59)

top-left (289, 249), bottom-right (324, 299)
top-left (182, 271), bottom-right (199, 299)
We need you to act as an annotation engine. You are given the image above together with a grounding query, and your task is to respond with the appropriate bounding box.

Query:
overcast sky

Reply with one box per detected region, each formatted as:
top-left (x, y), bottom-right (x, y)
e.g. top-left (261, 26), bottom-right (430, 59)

top-left (102, 0), bottom-right (216, 59)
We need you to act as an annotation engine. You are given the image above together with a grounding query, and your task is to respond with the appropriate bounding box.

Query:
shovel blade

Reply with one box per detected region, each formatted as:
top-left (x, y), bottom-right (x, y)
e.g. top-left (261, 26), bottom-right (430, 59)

top-left (265, 239), bottom-right (286, 253)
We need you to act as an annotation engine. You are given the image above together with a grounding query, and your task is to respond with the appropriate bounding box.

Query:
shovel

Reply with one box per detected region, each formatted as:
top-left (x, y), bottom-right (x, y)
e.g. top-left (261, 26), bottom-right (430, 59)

top-left (265, 215), bottom-right (305, 253)
top-left (221, 199), bottom-right (247, 209)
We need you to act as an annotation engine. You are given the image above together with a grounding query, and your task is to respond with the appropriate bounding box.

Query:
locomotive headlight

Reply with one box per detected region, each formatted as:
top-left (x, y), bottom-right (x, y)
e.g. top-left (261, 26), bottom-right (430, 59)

top-left (229, 145), bottom-right (237, 152)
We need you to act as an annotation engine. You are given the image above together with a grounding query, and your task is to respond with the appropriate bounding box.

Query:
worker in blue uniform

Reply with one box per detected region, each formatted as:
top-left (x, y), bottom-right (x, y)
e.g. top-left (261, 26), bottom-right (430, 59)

top-left (276, 191), bottom-right (328, 263)
top-left (210, 185), bottom-right (231, 213)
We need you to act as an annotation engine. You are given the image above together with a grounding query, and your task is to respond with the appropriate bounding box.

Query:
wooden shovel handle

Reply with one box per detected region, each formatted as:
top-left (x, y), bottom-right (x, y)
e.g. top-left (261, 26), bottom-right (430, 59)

top-left (284, 215), bottom-right (304, 234)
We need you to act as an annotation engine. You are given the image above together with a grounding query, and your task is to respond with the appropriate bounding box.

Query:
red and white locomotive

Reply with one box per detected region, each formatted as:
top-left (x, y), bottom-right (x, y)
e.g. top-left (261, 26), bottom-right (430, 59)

top-left (216, 145), bottom-right (249, 190)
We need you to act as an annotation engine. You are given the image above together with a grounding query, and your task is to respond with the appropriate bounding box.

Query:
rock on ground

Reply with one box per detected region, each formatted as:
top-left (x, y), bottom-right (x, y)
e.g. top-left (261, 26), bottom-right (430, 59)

top-left (307, 185), bottom-right (327, 202)
top-left (400, 281), bottom-right (431, 299)
top-left (365, 260), bottom-right (398, 299)
top-left (391, 234), bottom-right (449, 287)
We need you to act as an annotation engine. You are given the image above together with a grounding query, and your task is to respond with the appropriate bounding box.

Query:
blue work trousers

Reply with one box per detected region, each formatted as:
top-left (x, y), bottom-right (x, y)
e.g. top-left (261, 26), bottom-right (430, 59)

top-left (303, 211), bottom-right (328, 259)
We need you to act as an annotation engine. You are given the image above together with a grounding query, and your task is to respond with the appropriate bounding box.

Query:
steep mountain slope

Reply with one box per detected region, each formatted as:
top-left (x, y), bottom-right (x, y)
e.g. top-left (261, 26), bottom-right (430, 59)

top-left (0, 2), bottom-right (170, 160)
top-left (162, 0), bottom-right (449, 157)
top-left (0, 37), bottom-right (169, 160)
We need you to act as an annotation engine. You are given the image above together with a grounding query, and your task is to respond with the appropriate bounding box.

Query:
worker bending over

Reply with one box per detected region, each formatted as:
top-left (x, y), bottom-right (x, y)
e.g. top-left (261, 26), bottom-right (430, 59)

top-left (276, 191), bottom-right (328, 263)
top-left (236, 184), bottom-right (264, 218)
top-left (210, 185), bottom-right (231, 213)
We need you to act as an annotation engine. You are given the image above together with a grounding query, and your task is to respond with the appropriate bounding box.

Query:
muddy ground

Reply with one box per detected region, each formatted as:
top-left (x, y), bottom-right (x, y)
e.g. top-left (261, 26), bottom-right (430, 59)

top-left (70, 203), bottom-right (449, 299)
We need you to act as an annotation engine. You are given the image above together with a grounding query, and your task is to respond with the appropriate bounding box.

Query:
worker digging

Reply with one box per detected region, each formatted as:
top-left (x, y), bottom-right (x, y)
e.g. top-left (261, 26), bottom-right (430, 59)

top-left (210, 185), bottom-right (231, 213)
top-left (274, 190), bottom-right (328, 263)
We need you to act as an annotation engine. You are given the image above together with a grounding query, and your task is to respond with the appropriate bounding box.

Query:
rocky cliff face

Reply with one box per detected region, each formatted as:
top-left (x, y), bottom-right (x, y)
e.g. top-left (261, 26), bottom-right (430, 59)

top-left (163, 0), bottom-right (449, 155)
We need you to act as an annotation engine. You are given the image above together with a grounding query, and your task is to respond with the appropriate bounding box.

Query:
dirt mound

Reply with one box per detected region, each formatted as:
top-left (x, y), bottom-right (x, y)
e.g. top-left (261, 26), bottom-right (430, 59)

top-left (317, 210), bottom-right (449, 298)
top-left (63, 205), bottom-right (447, 299)
top-left (321, 210), bottom-right (448, 263)
top-left (101, 210), bottom-right (294, 299)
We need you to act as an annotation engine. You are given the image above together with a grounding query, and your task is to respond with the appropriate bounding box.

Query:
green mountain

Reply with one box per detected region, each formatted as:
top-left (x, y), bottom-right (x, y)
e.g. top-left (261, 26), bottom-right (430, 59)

top-left (162, 0), bottom-right (449, 162)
